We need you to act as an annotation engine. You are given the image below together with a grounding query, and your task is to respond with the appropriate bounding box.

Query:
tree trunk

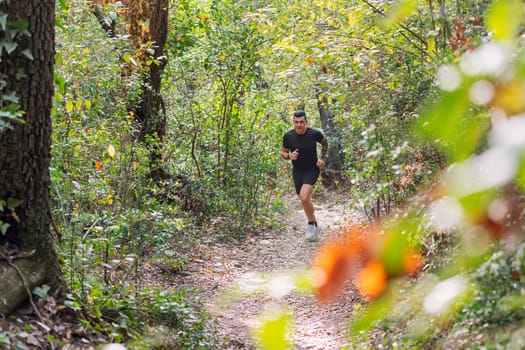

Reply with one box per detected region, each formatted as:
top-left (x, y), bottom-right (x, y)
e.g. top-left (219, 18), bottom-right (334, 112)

top-left (0, 0), bottom-right (63, 316)
top-left (92, 0), bottom-right (169, 181)
top-left (317, 91), bottom-right (345, 187)
top-left (127, 0), bottom-right (169, 181)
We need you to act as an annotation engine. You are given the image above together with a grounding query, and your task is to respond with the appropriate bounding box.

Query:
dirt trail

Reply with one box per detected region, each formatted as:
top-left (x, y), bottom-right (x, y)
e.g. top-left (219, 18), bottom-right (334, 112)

top-left (170, 191), bottom-right (361, 349)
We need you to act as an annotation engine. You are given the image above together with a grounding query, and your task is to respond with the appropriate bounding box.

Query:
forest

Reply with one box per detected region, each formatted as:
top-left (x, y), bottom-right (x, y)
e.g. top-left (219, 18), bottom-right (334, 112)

top-left (1, 0), bottom-right (525, 349)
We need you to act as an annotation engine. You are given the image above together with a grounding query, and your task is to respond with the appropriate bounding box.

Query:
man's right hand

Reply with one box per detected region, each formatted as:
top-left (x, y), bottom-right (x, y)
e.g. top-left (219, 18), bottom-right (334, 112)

top-left (290, 149), bottom-right (299, 160)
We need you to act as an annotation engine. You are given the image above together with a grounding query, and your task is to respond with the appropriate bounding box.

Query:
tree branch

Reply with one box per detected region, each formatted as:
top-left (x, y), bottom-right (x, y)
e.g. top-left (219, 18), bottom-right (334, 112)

top-left (91, 5), bottom-right (116, 38)
top-left (360, 0), bottom-right (434, 61)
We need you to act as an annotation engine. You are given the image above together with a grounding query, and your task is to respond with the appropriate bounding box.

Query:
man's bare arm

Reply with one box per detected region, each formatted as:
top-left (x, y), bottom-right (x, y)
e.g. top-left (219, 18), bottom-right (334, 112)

top-left (281, 146), bottom-right (290, 160)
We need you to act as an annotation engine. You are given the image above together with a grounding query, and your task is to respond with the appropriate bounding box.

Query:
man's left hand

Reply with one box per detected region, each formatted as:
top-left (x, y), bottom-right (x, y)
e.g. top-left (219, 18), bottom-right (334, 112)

top-left (317, 159), bottom-right (326, 169)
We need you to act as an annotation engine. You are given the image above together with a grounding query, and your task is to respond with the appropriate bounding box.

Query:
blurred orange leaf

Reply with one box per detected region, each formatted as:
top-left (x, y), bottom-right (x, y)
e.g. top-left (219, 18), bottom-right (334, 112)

top-left (313, 221), bottom-right (423, 303)
top-left (313, 239), bottom-right (353, 303)
top-left (355, 260), bottom-right (387, 300)
top-left (403, 250), bottom-right (424, 276)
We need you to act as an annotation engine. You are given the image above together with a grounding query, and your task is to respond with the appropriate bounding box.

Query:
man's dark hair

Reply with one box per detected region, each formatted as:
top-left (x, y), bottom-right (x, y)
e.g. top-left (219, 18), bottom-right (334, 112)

top-left (293, 110), bottom-right (307, 119)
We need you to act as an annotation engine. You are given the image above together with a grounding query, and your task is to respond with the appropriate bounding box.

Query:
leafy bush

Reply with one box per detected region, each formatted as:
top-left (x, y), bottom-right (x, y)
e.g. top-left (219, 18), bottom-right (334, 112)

top-left (461, 244), bottom-right (525, 327)
top-left (64, 285), bottom-right (217, 349)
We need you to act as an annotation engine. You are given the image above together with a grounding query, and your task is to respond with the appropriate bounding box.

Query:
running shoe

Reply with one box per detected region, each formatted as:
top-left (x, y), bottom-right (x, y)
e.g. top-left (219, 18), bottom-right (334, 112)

top-left (305, 223), bottom-right (319, 242)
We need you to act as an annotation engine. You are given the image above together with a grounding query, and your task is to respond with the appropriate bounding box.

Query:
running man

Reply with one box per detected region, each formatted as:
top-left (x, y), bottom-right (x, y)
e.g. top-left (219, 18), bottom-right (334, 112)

top-left (281, 110), bottom-right (328, 241)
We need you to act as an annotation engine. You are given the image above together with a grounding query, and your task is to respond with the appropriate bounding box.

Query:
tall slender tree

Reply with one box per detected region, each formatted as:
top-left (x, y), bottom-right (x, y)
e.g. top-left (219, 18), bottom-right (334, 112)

top-left (0, 0), bottom-right (63, 315)
top-left (92, 0), bottom-right (169, 181)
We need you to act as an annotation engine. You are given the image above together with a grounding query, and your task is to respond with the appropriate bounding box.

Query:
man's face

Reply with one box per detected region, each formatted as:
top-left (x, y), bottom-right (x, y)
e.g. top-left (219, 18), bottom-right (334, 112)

top-left (293, 116), bottom-right (307, 135)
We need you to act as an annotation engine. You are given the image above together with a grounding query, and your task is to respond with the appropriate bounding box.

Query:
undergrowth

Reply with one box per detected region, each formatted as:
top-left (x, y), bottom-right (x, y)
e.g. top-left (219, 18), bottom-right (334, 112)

top-left (347, 240), bottom-right (525, 350)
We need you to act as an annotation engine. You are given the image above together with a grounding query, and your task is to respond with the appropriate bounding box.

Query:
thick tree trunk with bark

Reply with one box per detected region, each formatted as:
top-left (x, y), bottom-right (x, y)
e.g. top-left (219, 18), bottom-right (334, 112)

top-left (0, 0), bottom-right (63, 316)
top-left (317, 92), bottom-right (345, 187)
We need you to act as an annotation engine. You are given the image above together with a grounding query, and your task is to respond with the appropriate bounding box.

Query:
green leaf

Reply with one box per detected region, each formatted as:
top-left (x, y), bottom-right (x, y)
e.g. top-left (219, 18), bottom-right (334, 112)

top-left (54, 74), bottom-right (66, 95)
top-left (6, 197), bottom-right (22, 211)
top-left (122, 53), bottom-right (137, 66)
top-left (15, 68), bottom-right (26, 80)
top-left (55, 18), bottom-right (65, 31)
top-left (292, 270), bottom-right (316, 293)
top-left (64, 299), bottom-right (81, 312)
top-left (65, 100), bottom-right (73, 113)
top-left (3, 91), bottom-right (18, 103)
top-left (252, 307), bottom-right (293, 350)
top-left (487, 0), bottom-right (522, 41)
top-left (381, 229), bottom-right (411, 276)
top-left (0, 222), bottom-right (9, 235)
top-left (516, 153), bottom-right (525, 192)
top-left (58, 0), bottom-right (68, 9)
top-left (10, 19), bottom-right (28, 32)
top-left (33, 284), bottom-right (51, 298)
top-left (415, 88), bottom-right (487, 162)
top-left (383, 0), bottom-right (418, 27)
top-left (21, 49), bottom-right (33, 60)
top-left (1, 40), bottom-right (17, 54)
top-left (0, 331), bottom-right (10, 345)
top-left (122, 53), bottom-right (132, 63)
top-left (351, 295), bottom-right (392, 333)
top-left (46, 335), bottom-right (56, 343)
top-left (0, 14), bottom-right (7, 31)
top-left (0, 119), bottom-right (12, 132)
top-left (120, 223), bottom-right (129, 234)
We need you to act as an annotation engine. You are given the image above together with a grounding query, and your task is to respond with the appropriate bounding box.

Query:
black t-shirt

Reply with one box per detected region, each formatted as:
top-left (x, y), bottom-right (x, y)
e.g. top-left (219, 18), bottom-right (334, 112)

top-left (282, 127), bottom-right (325, 171)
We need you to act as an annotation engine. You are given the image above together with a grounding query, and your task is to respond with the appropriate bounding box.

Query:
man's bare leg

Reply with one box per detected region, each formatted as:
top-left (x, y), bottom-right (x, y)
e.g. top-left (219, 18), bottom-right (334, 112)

top-left (299, 184), bottom-right (316, 223)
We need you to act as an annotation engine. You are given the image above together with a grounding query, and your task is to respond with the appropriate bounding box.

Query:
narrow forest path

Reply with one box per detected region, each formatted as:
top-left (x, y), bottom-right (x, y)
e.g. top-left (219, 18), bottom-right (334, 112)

top-left (161, 191), bottom-right (363, 349)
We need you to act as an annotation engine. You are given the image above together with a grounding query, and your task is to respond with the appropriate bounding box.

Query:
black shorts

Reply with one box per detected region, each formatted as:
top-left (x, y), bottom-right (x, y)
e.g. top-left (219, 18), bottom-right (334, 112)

top-left (292, 167), bottom-right (320, 194)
